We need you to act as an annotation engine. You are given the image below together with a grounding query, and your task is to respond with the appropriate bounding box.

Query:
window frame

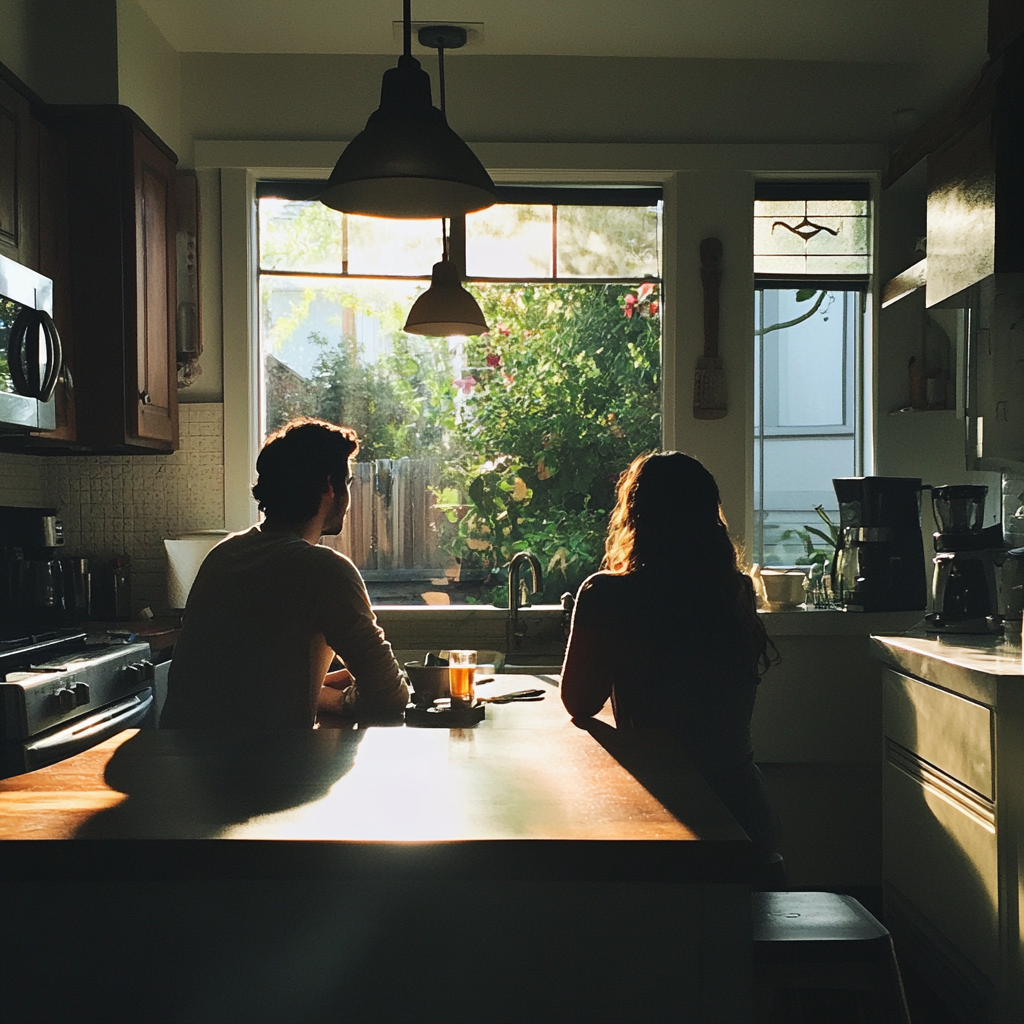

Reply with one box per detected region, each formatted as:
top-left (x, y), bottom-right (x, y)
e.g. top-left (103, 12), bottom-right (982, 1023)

top-left (220, 165), bottom-right (676, 537)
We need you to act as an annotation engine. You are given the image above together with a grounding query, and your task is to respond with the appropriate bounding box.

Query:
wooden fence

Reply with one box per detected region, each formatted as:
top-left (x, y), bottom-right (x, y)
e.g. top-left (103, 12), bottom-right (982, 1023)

top-left (320, 458), bottom-right (448, 576)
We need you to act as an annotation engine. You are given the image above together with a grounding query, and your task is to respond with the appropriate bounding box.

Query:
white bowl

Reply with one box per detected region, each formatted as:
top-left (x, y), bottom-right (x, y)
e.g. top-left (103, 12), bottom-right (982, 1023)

top-left (759, 570), bottom-right (807, 609)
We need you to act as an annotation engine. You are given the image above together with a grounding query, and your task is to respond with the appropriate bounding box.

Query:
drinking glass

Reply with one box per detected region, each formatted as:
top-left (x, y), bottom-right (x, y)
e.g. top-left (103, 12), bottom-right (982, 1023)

top-left (448, 650), bottom-right (477, 707)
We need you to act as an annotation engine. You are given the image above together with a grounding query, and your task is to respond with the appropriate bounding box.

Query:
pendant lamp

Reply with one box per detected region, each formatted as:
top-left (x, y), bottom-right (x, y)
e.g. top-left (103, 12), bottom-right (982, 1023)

top-left (319, 2), bottom-right (496, 219)
top-left (404, 220), bottom-right (489, 336)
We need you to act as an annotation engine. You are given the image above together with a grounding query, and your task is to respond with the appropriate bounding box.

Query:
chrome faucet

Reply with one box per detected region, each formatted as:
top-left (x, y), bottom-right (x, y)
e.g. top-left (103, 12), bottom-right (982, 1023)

top-left (506, 551), bottom-right (543, 652)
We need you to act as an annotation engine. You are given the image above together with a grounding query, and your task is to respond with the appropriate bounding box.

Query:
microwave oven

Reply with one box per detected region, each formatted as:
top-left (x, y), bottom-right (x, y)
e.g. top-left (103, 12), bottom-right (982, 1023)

top-left (0, 252), bottom-right (63, 432)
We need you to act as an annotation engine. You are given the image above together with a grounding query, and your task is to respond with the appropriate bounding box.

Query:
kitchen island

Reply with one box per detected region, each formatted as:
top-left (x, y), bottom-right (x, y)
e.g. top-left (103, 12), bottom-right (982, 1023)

top-left (0, 674), bottom-right (752, 1024)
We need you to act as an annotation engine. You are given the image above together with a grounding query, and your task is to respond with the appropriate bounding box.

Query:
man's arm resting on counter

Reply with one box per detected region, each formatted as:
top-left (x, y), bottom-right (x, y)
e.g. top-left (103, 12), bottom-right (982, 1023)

top-left (319, 556), bottom-right (410, 714)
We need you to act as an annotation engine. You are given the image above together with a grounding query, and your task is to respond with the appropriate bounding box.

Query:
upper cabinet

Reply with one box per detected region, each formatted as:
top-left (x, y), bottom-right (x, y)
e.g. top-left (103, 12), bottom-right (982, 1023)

top-left (47, 105), bottom-right (179, 452)
top-left (0, 74), bottom-right (38, 271)
top-left (926, 43), bottom-right (1023, 307)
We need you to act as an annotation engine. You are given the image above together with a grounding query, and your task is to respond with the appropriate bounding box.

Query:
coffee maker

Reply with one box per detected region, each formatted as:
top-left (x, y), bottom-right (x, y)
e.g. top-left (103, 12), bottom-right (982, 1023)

top-left (0, 506), bottom-right (88, 638)
top-left (926, 485), bottom-right (1004, 634)
top-left (832, 477), bottom-right (928, 612)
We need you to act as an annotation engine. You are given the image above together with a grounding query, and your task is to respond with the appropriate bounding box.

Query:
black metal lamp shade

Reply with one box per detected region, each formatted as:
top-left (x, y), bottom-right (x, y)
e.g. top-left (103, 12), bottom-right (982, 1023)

top-left (319, 56), bottom-right (496, 219)
top-left (404, 258), bottom-right (489, 336)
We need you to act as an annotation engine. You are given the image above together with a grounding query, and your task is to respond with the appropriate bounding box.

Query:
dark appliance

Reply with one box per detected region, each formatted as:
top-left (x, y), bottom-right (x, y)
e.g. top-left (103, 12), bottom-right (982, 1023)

top-left (0, 252), bottom-right (62, 432)
top-left (0, 631), bottom-right (155, 777)
top-left (0, 505), bottom-right (83, 635)
top-left (832, 477), bottom-right (928, 612)
top-left (926, 484), bottom-right (1005, 634)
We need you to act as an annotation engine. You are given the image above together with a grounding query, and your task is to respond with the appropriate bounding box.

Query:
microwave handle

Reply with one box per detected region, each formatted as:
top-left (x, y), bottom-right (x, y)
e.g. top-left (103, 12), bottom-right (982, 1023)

top-left (37, 310), bottom-right (63, 402)
top-left (7, 307), bottom-right (63, 402)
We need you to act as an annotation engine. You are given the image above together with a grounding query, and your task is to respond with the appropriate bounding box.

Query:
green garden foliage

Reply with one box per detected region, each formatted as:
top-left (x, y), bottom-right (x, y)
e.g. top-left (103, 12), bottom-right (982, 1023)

top-left (265, 281), bottom-right (660, 604)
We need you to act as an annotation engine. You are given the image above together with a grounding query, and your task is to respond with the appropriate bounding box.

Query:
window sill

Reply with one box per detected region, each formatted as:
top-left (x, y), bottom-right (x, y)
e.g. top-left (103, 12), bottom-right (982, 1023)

top-left (759, 607), bottom-right (922, 636)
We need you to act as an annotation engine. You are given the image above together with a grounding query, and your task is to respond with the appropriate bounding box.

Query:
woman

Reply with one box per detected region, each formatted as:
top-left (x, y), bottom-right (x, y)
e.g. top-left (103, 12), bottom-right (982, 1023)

top-left (560, 451), bottom-right (780, 866)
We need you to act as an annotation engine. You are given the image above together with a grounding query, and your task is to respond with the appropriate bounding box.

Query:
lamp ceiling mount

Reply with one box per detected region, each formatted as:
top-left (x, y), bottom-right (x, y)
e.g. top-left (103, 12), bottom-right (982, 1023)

top-left (418, 25), bottom-right (467, 50)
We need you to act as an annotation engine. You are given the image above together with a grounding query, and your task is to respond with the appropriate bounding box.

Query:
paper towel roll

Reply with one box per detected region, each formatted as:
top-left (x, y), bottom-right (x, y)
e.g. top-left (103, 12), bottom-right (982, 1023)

top-left (165, 532), bottom-right (229, 609)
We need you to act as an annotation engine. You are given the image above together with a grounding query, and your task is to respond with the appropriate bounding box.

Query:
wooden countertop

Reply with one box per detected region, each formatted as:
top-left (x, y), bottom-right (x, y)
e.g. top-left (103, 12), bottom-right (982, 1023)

top-left (0, 675), bottom-right (751, 882)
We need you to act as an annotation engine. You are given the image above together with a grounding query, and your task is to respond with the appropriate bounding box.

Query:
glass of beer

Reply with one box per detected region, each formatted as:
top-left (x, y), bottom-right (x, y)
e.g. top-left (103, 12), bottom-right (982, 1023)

top-left (448, 650), bottom-right (477, 707)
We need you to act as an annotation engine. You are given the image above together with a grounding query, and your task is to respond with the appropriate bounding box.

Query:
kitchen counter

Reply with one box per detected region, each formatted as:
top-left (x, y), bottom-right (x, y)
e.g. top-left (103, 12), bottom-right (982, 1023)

top-left (0, 674), bottom-right (753, 1023)
top-left (870, 630), bottom-right (1024, 1022)
top-left (870, 630), bottom-right (1024, 707)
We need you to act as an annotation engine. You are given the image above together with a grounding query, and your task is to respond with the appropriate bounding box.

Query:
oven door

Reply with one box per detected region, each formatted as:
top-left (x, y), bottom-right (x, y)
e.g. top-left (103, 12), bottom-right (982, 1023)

top-left (0, 252), bottom-right (60, 432)
top-left (10, 687), bottom-right (154, 775)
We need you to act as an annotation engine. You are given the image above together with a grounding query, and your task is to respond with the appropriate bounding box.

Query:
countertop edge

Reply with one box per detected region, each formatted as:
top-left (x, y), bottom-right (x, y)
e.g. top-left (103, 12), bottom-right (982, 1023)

top-left (0, 838), bottom-right (754, 883)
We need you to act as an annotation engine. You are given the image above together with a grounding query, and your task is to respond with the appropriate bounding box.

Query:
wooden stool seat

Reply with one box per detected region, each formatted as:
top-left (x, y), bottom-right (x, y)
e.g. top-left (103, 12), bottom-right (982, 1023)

top-left (753, 892), bottom-right (911, 1023)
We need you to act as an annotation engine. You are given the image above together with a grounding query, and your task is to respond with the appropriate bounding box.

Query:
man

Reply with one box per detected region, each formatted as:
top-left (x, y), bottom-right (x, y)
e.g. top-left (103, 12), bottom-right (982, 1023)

top-left (162, 417), bottom-right (409, 728)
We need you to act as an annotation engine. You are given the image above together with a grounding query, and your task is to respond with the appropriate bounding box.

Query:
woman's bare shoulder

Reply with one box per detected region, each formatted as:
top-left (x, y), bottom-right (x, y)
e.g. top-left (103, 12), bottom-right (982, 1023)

top-left (576, 571), bottom-right (635, 607)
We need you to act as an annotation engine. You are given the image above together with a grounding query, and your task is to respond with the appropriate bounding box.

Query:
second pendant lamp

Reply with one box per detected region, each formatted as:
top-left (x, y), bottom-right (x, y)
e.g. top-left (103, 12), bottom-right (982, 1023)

top-left (404, 221), bottom-right (488, 337)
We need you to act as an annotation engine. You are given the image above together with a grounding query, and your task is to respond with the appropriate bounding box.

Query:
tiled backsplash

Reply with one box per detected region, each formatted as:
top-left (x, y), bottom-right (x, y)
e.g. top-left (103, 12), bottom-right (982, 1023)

top-left (0, 404), bottom-right (226, 615)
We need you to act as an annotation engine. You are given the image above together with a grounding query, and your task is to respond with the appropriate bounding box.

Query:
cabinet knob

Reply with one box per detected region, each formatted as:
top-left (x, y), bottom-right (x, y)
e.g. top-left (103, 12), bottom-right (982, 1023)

top-left (56, 688), bottom-right (76, 714)
top-left (139, 390), bottom-right (152, 405)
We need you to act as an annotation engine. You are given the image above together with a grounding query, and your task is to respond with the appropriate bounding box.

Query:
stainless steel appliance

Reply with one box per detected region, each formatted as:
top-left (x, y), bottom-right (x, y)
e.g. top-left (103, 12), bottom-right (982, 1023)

top-left (832, 477), bottom-right (928, 612)
top-left (926, 484), bottom-right (1005, 634)
top-left (0, 505), bottom-right (80, 634)
top-left (0, 252), bottom-right (63, 432)
top-left (0, 631), bottom-right (156, 777)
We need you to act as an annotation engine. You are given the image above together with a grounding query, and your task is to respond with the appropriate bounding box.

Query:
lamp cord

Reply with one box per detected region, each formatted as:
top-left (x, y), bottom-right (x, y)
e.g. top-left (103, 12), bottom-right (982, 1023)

top-left (403, 0), bottom-right (412, 57)
top-left (442, 218), bottom-right (448, 260)
top-left (438, 45), bottom-right (446, 114)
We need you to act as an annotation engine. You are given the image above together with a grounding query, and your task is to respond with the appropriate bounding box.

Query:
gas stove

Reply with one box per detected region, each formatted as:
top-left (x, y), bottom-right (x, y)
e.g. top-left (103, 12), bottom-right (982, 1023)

top-left (0, 629), bottom-right (156, 777)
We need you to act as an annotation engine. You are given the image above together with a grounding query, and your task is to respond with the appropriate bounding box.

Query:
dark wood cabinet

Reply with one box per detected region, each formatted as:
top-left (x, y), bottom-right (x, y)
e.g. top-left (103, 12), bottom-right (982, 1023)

top-left (0, 73), bottom-right (39, 271)
top-left (47, 105), bottom-right (179, 452)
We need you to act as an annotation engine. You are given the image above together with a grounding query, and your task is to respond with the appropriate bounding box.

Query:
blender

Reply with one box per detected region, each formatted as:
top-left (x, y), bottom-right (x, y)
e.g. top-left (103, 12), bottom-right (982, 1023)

top-left (925, 485), bottom-right (1005, 633)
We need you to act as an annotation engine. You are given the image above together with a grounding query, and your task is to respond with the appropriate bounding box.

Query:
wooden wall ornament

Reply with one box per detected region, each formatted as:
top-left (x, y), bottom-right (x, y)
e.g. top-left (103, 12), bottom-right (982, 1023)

top-left (175, 170), bottom-right (202, 388)
top-left (693, 237), bottom-right (727, 419)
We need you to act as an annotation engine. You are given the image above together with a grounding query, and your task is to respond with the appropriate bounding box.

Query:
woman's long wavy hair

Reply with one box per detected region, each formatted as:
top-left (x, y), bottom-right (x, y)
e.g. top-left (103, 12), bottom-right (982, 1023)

top-left (603, 451), bottom-right (776, 674)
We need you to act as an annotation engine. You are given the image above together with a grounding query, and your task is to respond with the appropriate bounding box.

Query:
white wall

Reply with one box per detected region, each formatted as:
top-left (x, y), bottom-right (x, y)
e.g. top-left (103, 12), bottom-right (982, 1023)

top-left (116, 0), bottom-right (182, 158)
top-left (0, 0), bottom-right (118, 102)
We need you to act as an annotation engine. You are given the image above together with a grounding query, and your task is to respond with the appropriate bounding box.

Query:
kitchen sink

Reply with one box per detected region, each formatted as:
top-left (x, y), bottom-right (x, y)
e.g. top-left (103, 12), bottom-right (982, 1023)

top-left (498, 655), bottom-right (562, 675)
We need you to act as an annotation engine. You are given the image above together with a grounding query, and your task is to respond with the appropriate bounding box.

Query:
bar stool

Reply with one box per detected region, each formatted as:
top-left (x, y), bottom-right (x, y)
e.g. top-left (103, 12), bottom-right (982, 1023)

top-left (752, 891), bottom-right (912, 1023)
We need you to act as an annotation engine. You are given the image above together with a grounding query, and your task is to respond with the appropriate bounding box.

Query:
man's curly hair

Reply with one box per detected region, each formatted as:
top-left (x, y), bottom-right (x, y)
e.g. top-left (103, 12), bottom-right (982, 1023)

top-left (251, 417), bottom-right (359, 522)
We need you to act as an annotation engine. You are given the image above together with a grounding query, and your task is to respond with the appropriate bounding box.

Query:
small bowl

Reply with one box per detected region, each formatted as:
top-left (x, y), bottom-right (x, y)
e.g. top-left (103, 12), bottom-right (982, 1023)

top-left (759, 570), bottom-right (808, 610)
top-left (404, 662), bottom-right (449, 702)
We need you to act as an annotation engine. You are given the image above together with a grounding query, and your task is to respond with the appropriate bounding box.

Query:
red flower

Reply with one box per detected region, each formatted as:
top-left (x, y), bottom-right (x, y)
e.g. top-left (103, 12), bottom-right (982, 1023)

top-left (498, 327), bottom-right (511, 337)
top-left (453, 375), bottom-right (477, 395)
top-left (623, 294), bottom-right (637, 319)
top-left (649, 301), bottom-right (659, 315)
top-left (637, 282), bottom-right (655, 303)
top-left (486, 353), bottom-right (501, 368)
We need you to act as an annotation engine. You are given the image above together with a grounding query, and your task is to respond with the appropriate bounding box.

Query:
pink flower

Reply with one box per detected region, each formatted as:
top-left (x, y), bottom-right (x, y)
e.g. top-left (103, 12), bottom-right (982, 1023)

top-left (498, 327), bottom-right (511, 337)
top-left (637, 282), bottom-right (655, 303)
top-left (623, 293), bottom-right (637, 318)
top-left (453, 375), bottom-right (477, 395)
top-left (486, 353), bottom-right (501, 368)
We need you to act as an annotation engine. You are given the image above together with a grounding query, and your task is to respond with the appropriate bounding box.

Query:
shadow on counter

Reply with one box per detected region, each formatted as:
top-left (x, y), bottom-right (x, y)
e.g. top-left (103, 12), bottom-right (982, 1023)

top-left (73, 727), bottom-right (367, 840)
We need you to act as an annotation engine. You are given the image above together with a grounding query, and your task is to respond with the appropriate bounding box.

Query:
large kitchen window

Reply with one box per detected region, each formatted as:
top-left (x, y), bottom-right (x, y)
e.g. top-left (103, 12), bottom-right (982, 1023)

top-left (753, 182), bottom-right (872, 569)
top-left (257, 184), bottom-right (663, 604)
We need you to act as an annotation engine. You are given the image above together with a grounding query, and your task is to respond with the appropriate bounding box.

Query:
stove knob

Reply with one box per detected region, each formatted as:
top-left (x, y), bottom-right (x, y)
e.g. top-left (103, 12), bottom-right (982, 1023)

top-left (123, 664), bottom-right (142, 686)
top-left (73, 682), bottom-right (90, 706)
top-left (56, 688), bottom-right (76, 713)
top-left (138, 660), bottom-right (155, 682)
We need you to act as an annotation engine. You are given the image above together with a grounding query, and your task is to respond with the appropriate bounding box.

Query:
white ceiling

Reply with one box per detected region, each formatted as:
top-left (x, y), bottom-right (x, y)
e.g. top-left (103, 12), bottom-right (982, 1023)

top-left (139, 0), bottom-right (988, 65)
